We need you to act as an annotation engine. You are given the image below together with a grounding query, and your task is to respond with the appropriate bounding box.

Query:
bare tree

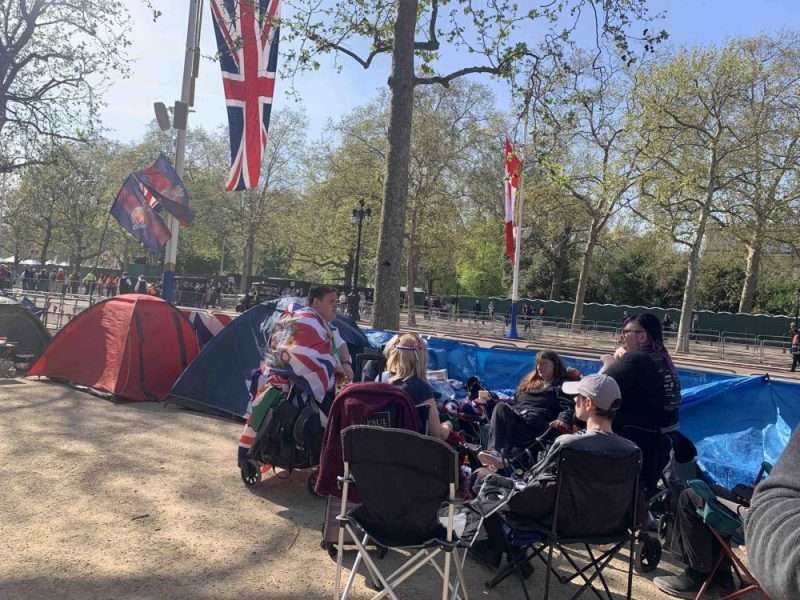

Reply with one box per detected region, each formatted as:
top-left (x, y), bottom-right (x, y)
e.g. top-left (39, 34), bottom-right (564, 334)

top-left (632, 46), bottom-right (754, 351)
top-left (0, 1), bottom-right (131, 172)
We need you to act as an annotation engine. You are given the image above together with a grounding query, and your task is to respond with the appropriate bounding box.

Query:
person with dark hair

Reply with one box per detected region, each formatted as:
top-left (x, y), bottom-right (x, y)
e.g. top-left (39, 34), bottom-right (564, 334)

top-left (602, 312), bottom-right (681, 496)
top-left (470, 373), bottom-right (642, 568)
top-left (791, 328), bottom-right (800, 372)
top-left (307, 285), bottom-right (353, 383)
top-left (478, 350), bottom-right (578, 471)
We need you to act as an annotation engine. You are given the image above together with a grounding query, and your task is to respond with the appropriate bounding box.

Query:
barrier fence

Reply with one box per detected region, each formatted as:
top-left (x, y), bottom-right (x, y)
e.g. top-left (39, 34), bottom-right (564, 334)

top-left (364, 302), bottom-right (796, 368)
top-left (2, 287), bottom-right (795, 368)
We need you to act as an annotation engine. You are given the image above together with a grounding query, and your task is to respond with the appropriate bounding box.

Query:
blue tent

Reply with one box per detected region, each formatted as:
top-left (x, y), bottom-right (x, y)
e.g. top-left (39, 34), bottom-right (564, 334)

top-left (168, 299), bottom-right (370, 418)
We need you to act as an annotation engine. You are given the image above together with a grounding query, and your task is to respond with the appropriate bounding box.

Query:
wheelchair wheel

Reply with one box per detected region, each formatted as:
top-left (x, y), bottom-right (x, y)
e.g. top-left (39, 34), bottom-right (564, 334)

top-left (658, 514), bottom-right (673, 548)
top-left (240, 461), bottom-right (262, 488)
top-left (634, 534), bottom-right (662, 573)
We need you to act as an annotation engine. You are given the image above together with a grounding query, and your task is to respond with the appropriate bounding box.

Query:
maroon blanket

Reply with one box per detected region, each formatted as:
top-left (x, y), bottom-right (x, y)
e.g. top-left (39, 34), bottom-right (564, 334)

top-left (315, 382), bottom-right (420, 499)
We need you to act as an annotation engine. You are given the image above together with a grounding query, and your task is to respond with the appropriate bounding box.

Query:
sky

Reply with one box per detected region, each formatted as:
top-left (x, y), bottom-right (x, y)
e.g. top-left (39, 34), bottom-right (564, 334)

top-left (102, 0), bottom-right (799, 145)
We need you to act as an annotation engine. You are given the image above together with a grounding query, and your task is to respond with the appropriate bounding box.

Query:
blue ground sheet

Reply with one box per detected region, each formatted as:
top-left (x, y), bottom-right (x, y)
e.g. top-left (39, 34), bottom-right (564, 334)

top-left (365, 329), bottom-right (800, 487)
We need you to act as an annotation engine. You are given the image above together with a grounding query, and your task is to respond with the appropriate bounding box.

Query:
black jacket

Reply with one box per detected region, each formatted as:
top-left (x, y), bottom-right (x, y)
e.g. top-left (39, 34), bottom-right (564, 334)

top-left (513, 381), bottom-right (574, 428)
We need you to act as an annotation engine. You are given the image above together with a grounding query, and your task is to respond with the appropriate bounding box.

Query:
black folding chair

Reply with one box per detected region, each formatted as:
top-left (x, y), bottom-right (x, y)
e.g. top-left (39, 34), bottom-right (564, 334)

top-left (487, 446), bottom-right (643, 600)
top-left (334, 425), bottom-right (474, 600)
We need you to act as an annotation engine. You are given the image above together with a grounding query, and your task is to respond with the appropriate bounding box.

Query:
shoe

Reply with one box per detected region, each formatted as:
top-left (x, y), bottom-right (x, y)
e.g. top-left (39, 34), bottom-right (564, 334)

top-left (469, 539), bottom-right (502, 569)
top-left (653, 568), bottom-right (706, 598)
top-left (478, 450), bottom-right (506, 471)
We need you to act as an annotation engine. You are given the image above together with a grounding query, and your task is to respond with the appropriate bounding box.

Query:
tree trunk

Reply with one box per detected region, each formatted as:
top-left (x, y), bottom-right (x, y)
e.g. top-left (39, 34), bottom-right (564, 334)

top-left (371, 0), bottom-right (417, 330)
top-left (550, 225), bottom-right (571, 300)
top-left (738, 226), bottom-right (764, 314)
top-left (406, 249), bottom-right (418, 328)
top-left (38, 219), bottom-right (53, 266)
top-left (675, 204), bottom-right (712, 353)
top-left (241, 226), bottom-right (256, 293)
top-left (570, 225), bottom-right (598, 326)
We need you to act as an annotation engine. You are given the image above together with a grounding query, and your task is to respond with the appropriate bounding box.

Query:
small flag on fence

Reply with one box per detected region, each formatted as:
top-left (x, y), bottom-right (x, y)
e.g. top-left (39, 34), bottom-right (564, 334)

top-left (110, 175), bottom-right (171, 251)
top-left (504, 137), bottom-right (522, 262)
top-left (134, 153), bottom-right (194, 226)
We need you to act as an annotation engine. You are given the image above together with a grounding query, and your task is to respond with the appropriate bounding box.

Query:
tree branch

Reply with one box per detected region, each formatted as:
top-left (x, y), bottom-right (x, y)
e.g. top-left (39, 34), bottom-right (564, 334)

top-left (413, 64), bottom-right (506, 88)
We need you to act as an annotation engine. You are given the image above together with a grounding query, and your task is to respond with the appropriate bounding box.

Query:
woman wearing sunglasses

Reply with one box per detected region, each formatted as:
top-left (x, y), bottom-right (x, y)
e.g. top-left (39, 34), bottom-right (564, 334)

top-left (602, 313), bottom-right (681, 496)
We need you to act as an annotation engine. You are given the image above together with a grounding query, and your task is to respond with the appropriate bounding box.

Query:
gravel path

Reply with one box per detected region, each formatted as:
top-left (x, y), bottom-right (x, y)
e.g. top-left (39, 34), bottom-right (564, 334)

top-left (1, 378), bottom-right (700, 600)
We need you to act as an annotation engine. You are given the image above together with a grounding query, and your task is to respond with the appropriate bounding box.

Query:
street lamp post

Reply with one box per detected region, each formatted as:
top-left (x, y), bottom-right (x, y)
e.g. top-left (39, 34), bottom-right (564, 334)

top-left (348, 199), bottom-right (372, 320)
top-left (155, 0), bottom-right (203, 303)
top-left (794, 287), bottom-right (800, 330)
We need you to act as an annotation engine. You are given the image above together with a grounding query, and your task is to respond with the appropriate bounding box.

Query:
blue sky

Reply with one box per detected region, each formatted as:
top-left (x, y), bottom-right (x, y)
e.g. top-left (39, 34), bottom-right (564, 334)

top-left (103, 0), bottom-right (798, 144)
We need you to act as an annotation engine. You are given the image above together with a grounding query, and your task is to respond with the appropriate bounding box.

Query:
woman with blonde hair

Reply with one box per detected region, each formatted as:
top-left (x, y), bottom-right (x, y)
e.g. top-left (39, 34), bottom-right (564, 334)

top-left (383, 332), bottom-right (452, 441)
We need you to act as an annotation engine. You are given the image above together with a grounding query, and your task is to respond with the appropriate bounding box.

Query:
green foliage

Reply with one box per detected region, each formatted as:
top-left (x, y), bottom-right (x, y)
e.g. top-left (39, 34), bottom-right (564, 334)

top-left (0, 1), bottom-right (132, 172)
top-left (456, 219), bottom-right (506, 297)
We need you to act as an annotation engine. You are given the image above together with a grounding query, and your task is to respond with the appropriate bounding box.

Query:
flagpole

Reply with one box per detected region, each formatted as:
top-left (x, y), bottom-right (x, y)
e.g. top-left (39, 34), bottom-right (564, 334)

top-left (162, 0), bottom-right (203, 303)
top-left (507, 108), bottom-right (530, 340)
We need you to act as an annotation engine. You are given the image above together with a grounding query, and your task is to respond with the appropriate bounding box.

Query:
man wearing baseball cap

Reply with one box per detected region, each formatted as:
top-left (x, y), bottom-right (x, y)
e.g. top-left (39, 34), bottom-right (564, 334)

top-left (470, 373), bottom-right (643, 568)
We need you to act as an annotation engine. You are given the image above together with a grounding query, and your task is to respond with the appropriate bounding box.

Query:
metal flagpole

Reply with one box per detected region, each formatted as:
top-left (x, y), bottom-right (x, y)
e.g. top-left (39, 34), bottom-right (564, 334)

top-left (162, 0), bottom-right (203, 303)
top-left (507, 109), bottom-right (530, 339)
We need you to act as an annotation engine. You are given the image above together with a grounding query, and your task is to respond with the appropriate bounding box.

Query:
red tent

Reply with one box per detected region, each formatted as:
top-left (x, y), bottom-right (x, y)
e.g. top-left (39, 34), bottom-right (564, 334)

top-left (29, 294), bottom-right (199, 402)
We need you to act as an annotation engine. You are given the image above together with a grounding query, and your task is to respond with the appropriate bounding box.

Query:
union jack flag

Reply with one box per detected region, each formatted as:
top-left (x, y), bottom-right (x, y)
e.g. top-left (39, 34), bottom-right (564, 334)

top-left (210, 0), bottom-right (280, 191)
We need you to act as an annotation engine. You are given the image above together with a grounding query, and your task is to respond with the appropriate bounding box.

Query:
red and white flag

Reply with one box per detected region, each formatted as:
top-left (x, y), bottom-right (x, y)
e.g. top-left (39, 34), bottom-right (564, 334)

top-left (504, 137), bottom-right (522, 261)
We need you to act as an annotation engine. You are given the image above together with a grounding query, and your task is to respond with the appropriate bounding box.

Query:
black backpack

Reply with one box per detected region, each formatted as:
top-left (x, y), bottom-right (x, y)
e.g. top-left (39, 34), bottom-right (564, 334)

top-left (249, 391), bottom-right (324, 471)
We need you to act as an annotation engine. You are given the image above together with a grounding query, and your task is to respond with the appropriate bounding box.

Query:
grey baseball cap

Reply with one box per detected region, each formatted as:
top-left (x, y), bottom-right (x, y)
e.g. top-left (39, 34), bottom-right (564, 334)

top-left (562, 373), bottom-right (621, 410)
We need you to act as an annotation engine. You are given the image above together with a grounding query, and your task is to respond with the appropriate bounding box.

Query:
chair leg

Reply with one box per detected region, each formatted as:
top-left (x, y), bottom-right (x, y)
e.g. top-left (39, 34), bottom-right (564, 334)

top-left (559, 545), bottom-right (608, 600)
top-left (560, 542), bottom-right (624, 600)
top-left (626, 535), bottom-right (635, 600)
top-left (442, 549), bottom-right (452, 600)
top-left (451, 549), bottom-right (471, 600)
top-left (694, 552), bottom-right (724, 600)
top-left (544, 541), bottom-right (555, 600)
top-left (347, 531), bottom-right (400, 600)
top-left (506, 535), bottom-right (532, 600)
top-left (374, 549), bottom-right (447, 600)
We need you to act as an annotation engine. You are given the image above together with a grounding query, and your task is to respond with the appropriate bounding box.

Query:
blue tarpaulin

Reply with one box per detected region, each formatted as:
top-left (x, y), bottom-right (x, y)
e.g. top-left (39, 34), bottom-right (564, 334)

top-left (365, 329), bottom-right (800, 486)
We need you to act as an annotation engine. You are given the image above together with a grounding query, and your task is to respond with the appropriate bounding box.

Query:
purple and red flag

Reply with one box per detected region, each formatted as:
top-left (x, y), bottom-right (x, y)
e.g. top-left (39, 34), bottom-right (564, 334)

top-left (134, 153), bottom-right (194, 226)
top-left (210, 0), bottom-right (281, 191)
top-left (110, 175), bottom-right (171, 251)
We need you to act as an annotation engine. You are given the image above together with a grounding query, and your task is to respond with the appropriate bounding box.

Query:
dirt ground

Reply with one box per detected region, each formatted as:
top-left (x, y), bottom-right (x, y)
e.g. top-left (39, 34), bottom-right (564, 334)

top-left (2, 378), bottom-right (742, 600)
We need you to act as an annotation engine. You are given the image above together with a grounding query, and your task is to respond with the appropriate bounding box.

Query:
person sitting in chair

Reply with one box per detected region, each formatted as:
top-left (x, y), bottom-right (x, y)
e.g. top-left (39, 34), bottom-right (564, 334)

top-left (478, 351), bottom-right (577, 471)
top-left (653, 485), bottom-right (736, 597)
top-left (470, 373), bottom-right (641, 567)
top-left (382, 332), bottom-right (454, 442)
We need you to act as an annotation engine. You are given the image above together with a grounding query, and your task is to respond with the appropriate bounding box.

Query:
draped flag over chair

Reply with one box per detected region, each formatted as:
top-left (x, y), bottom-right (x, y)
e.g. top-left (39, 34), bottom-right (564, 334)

top-left (504, 137), bottom-right (522, 262)
top-left (237, 298), bottom-right (339, 464)
top-left (210, 0), bottom-right (281, 191)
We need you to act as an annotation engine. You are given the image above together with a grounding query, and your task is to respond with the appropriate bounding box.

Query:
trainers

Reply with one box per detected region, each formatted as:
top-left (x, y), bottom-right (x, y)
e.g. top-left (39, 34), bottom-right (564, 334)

top-left (478, 450), bottom-right (506, 471)
top-left (653, 568), bottom-right (706, 598)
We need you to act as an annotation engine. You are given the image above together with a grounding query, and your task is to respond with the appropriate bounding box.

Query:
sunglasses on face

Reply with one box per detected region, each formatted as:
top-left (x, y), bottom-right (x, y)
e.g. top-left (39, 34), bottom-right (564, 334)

top-left (622, 328), bottom-right (646, 336)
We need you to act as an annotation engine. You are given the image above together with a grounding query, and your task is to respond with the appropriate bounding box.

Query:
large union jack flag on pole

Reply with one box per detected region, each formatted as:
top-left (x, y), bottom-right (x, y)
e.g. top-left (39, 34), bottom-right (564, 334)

top-left (210, 0), bottom-right (280, 191)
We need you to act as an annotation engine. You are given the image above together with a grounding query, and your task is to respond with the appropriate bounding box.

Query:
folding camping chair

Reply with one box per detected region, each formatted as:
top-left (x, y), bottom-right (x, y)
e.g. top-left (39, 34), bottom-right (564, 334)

top-left (486, 446), bottom-right (643, 600)
top-left (334, 425), bottom-right (470, 600)
top-left (685, 479), bottom-right (771, 600)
